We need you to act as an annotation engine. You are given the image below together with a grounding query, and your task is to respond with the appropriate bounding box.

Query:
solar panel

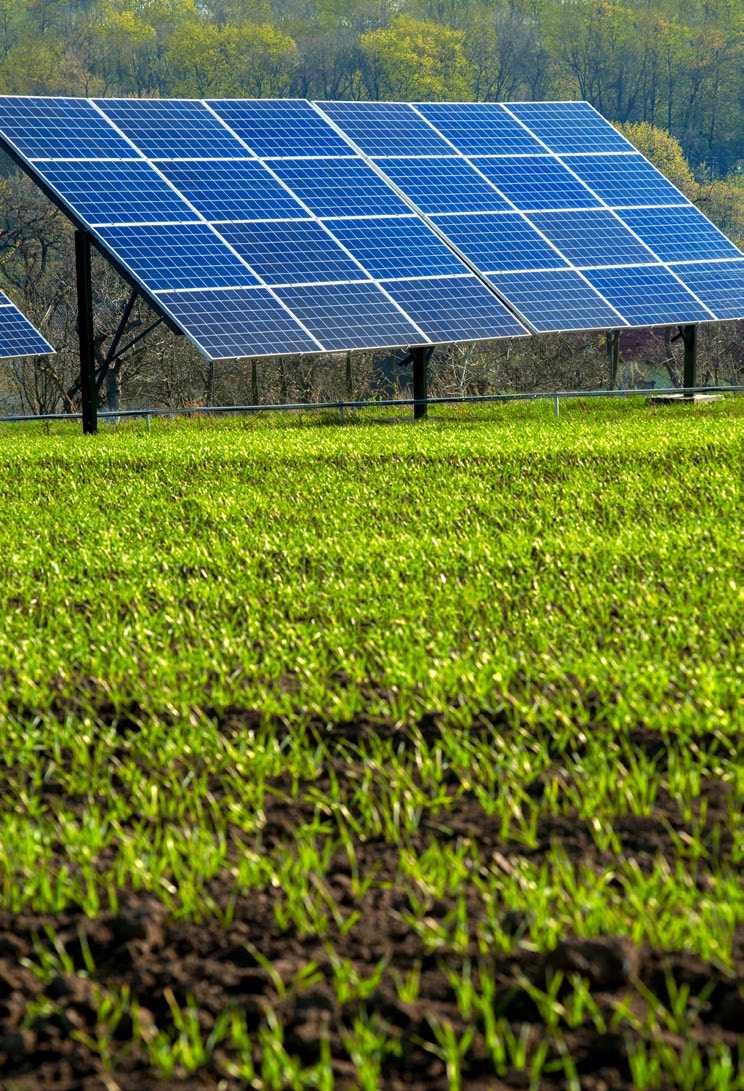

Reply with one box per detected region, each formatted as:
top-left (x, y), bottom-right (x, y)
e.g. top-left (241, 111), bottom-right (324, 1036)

top-left (382, 275), bottom-right (528, 342)
top-left (0, 291), bottom-right (55, 360)
top-left (377, 157), bottom-right (511, 214)
top-left (156, 159), bottom-right (309, 223)
top-left (618, 207), bottom-right (742, 264)
top-left (526, 209), bottom-right (660, 268)
top-left (155, 287), bottom-right (322, 358)
top-left (562, 154), bottom-right (691, 208)
top-left (274, 280), bottom-right (425, 351)
top-left (583, 266), bottom-right (714, 326)
top-left (484, 269), bottom-right (626, 332)
top-left (95, 98), bottom-right (251, 159)
top-left (267, 158), bottom-right (411, 218)
top-left (0, 96), bottom-right (138, 159)
top-left (95, 223), bottom-right (262, 291)
top-left (325, 216), bottom-right (467, 279)
top-left (427, 212), bottom-right (569, 273)
top-left (208, 99), bottom-right (356, 158)
top-left (504, 101), bottom-right (635, 154)
top-left (413, 102), bottom-right (544, 156)
top-left (470, 156), bottom-right (601, 211)
top-left (218, 220), bottom-right (369, 285)
top-left (318, 101), bottom-right (454, 157)
top-left (36, 159), bottom-right (201, 226)
top-left (667, 259), bottom-right (744, 320)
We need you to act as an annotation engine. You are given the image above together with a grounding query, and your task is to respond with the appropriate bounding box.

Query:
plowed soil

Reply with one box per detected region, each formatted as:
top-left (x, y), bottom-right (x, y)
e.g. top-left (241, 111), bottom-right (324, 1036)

top-left (1, 715), bottom-right (741, 1090)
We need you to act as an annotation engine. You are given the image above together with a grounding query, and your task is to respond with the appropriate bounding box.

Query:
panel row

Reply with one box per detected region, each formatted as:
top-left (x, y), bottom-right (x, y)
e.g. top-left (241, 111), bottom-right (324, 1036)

top-left (0, 291), bottom-right (54, 360)
top-left (0, 95), bottom-right (742, 354)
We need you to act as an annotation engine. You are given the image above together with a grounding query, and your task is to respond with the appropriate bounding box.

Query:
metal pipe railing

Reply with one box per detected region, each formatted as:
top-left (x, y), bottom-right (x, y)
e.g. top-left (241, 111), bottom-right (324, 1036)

top-left (1, 384), bottom-right (742, 426)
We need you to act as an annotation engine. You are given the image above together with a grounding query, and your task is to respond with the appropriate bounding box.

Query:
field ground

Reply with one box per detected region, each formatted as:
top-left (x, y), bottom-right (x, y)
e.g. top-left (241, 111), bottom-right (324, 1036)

top-left (0, 398), bottom-right (742, 1089)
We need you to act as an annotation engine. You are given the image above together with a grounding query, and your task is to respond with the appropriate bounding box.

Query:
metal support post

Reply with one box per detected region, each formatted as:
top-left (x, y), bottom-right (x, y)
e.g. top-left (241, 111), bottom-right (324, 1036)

top-left (411, 345), bottom-right (428, 420)
top-left (681, 324), bottom-right (697, 397)
top-left (607, 329), bottom-right (620, 389)
top-left (75, 229), bottom-right (97, 434)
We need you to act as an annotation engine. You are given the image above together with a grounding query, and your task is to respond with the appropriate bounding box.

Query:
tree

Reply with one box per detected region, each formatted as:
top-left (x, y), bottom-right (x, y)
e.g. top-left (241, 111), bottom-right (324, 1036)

top-left (359, 15), bottom-right (474, 100)
top-left (164, 19), bottom-right (298, 97)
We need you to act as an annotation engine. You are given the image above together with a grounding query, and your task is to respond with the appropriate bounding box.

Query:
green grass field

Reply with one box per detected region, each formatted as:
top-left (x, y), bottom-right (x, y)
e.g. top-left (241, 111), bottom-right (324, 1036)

top-left (0, 398), bottom-right (741, 1090)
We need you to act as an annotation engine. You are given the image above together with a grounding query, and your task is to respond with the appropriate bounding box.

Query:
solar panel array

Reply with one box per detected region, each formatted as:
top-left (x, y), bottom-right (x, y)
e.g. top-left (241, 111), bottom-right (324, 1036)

top-left (0, 95), bottom-right (742, 361)
top-left (0, 289), bottom-right (54, 360)
top-left (317, 100), bottom-right (744, 332)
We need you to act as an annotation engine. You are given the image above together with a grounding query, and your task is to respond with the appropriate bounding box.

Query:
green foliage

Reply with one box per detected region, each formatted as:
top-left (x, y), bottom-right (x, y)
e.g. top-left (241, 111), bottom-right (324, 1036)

top-left (360, 15), bottom-right (473, 100)
top-left (165, 19), bottom-right (299, 97)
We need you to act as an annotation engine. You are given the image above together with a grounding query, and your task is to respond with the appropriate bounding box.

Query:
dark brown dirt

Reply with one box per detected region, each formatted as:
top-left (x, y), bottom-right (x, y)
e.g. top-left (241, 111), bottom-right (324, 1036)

top-left (0, 713), bottom-right (741, 1090)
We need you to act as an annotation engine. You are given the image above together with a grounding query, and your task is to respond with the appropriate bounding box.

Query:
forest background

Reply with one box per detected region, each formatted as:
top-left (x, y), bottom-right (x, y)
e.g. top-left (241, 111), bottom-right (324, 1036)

top-left (1, 0), bottom-right (743, 414)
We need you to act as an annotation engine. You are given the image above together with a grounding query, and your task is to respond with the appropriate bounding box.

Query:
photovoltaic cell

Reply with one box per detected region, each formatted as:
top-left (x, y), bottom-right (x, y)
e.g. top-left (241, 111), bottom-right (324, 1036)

top-left (0, 292), bottom-right (54, 359)
top-left (319, 101), bottom-right (454, 157)
top-left (584, 266), bottom-right (714, 326)
top-left (268, 158), bottom-right (411, 218)
top-left (527, 209), bottom-right (659, 267)
top-left (154, 287), bottom-right (321, 358)
top-left (218, 220), bottom-right (368, 285)
top-left (564, 154), bottom-right (690, 208)
top-left (156, 159), bottom-right (310, 223)
top-left (506, 101), bottom-right (635, 155)
top-left (471, 155), bottom-right (600, 211)
top-left (617, 207), bottom-right (743, 264)
top-left (379, 157), bottom-right (511, 214)
top-left (667, 259), bottom-right (744, 320)
top-left (208, 99), bottom-right (355, 158)
top-left (36, 159), bottom-right (198, 226)
top-left (95, 98), bottom-right (250, 159)
top-left (413, 102), bottom-right (544, 156)
top-left (275, 280), bottom-right (424, 351)
top-left (327, 217), bottom-right (467, 280)
top-left (428, 212), bottom-right (568, 273)
top-left (383, 275), bottom-right (528, 342)
top-left (0, 96), bottom-right (137, 160)
top-left (95, 223), bottom-right (261, 291)
top-left (484, 268), bottom-right (625, 331)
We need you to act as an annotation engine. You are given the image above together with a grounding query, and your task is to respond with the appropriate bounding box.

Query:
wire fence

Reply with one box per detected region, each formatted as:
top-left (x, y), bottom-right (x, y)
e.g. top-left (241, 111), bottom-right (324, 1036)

top-left (1, 384), bottom-right (742, 427)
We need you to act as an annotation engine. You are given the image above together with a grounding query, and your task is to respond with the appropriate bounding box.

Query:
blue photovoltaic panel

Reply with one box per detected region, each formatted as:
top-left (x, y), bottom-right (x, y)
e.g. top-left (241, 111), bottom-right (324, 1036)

top-left (319, 101), bottom-right (454, 157)
top-left (156, 159), bottom-right (310, 223)
top-left (485, 268), bottom-right (625, 331)
top-left (275, 280), bottom-right (424, 351)
top-left (414, 102), bottom-right (545, 156)
top-left (379, 157), bottom-right (511, 214)
top-left (36, 159), bottom-right (198, 226)
top-left (564, 154), bottom-right (691, 208)
top-left (208, 99), bottom-right (355, 158)
top-left (584, 266), bottom-right (713, 326)
top-left (268, 158), bottom-right (411, 218)
top-left (218, 220), bottom-right (367, 285)
top-left (428, 212), bottom-right (569, 273)
top-left (95, 98), bottom-right (251, 160)
top-left (527, 209), bottom-right (659, 268)
top-left (155, 287), bottom-right (321, 358)
top-left (327, 216), bottom-right (467, 279)
top-left (667, 260), bottom-right (744, 320)
top-left (95, 223), bottom-right (261, 291)
top-left (383, 275), bottom-right (528, 342)
top-left (617, 207), bottom-right (743, 264)
top-left (0, 293), bottom-right (54, 359)
top-left (471, 156), bottom-right (601, 211)
top-left (506, 101), bottom-right (634, 155)
top-left (0, 96), bottom-right (137, 160)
